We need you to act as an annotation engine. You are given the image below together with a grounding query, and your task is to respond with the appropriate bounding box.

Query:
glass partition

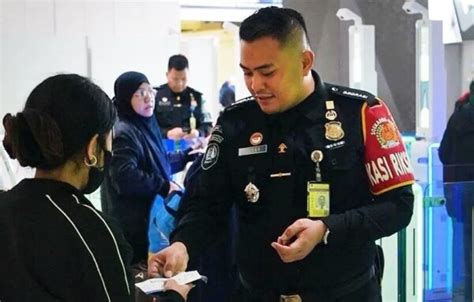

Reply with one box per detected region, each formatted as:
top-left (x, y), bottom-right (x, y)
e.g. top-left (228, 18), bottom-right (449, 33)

top-left (422, 159), bottom-right (473, 302)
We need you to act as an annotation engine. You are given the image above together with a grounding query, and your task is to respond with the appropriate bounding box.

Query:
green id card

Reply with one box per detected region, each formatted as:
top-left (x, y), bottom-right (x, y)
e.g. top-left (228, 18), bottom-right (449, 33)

top-left (307, 181), bottom-right (330, 218)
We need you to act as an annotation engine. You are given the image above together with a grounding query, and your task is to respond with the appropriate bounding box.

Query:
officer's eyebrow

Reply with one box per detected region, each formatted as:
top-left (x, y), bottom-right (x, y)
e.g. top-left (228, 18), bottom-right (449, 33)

top-left (239, 63), bottom-right (274, 71)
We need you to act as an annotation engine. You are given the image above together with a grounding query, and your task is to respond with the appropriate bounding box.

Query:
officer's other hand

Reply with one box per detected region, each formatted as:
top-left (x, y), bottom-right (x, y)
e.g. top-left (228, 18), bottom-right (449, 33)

top-left (164, 279), bottom-right (194, 300)
top-left (271, 219), bottom-right (327, 263)
top-left (148, 242), bottom-right (189, 278)
top-left (167, 127), bottom-right (186, 140)
top-left (183, 129), bottom-right (199, 141)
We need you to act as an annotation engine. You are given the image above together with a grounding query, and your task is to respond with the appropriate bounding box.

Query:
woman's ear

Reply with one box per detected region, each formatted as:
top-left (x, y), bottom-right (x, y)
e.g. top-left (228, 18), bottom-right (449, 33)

top-left (85, 134), bottom-right (99, 166)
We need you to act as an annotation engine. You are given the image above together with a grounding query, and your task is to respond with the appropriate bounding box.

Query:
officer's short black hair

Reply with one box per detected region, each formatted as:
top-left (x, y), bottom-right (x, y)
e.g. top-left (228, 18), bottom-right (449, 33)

top-left (239, 6), bottom-right (310, 48)
top-left (168, 54), bottom-right (189, 71)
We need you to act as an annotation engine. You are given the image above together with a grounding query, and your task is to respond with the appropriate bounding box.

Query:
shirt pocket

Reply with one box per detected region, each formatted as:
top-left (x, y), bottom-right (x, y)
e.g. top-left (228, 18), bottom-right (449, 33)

top-left (324, 145), bottom-right (358, 171)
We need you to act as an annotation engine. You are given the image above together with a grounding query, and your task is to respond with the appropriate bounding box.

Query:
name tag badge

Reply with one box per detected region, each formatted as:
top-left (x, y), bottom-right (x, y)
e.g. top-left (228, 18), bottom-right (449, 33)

top-left (307, 181), bottom-right (330, 218)
top-left (238, 145), bottom-right (267, 156)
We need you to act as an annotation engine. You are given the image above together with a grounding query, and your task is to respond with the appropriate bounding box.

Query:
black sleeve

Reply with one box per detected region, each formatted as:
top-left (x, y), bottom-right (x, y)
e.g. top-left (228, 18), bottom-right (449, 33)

top-left (156, 290), bottom-right (185, 302)
top-left (171, 117), bottom-right (232, 259)
top-left (438, 113), bottom-right (456, 165)
top-left (101, 213), bottom-right (135, 295)
top-left (321, 185), bottom-right (414, 248)
top-left (193, 97), bottom-right (213, 137)
top-left (110, 128), bottom-right (169, 199)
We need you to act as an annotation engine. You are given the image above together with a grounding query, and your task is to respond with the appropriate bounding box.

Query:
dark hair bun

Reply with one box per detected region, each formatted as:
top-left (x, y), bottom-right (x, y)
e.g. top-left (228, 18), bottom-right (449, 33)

top-left (4, 110), bottom-right (64, 169)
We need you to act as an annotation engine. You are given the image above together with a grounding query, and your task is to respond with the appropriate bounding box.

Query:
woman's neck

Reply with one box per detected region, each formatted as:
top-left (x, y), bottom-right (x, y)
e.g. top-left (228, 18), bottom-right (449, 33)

top-left (35, 162), bottom-right (86, 191)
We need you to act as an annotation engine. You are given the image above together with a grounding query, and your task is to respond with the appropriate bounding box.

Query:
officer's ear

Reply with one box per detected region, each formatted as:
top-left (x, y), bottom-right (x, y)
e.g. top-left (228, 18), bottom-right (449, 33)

top-left (301, 50), bottom-right (314, 76)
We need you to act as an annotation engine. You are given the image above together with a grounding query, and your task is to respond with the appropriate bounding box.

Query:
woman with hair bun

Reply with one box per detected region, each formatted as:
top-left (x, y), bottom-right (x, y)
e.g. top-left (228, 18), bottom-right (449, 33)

top-left (0, 74), bottom-right (132, 301)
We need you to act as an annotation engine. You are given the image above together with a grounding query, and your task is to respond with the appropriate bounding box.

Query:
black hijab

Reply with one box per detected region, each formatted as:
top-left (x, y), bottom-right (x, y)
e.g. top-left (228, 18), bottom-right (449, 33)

top-left (113, 71), bottom-right (171, 177)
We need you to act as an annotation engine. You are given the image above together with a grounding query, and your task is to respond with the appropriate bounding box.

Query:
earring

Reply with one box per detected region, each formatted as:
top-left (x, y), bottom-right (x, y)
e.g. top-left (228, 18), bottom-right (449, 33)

top-left (84, 155), bottom-right (98, 167)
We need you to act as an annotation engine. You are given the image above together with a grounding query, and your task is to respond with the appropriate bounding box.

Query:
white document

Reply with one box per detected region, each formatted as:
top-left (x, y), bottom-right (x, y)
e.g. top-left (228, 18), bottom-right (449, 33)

top-left (135, 271), bottom-right (207, 294)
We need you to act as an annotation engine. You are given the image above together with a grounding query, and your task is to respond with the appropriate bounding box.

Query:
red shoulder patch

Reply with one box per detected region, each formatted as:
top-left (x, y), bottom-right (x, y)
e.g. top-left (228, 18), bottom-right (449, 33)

top-left (362, 99), bottom-right (415, 195)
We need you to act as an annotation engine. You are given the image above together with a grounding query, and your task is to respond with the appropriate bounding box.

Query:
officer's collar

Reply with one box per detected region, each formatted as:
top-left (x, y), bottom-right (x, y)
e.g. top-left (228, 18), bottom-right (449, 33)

top-left (286, 70), bottom-right (327, 122)
top-left (265, 71), bottom-right (326, 128)
top-left (167, 85), bottom-right (188, 96)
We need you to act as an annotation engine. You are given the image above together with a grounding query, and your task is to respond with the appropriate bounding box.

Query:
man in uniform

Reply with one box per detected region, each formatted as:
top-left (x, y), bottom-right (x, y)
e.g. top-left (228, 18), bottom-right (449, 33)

top-left (149, 7), bottom-right (415, 301)
top-left (154, 54), bottom-right (212, 144)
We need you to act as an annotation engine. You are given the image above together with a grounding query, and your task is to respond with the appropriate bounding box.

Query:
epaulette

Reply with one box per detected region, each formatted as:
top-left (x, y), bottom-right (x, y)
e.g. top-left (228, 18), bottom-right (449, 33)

top-left (153, 84), bottom-right (168, 92)
top-left (326, 83), bottom-right (378, 107)
top-left (187, 86), bottom-right (203, 96)
top-left (224, 96), bottom-right (256, 112)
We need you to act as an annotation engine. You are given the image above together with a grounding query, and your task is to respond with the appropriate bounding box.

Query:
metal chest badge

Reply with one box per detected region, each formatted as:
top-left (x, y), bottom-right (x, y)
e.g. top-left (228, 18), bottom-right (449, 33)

top-left (325, 110), bottom-right (337, 120)
top-left (325, 121), bottom-right (344, 141)
top-left (244, 182), bottom-right (260, 203)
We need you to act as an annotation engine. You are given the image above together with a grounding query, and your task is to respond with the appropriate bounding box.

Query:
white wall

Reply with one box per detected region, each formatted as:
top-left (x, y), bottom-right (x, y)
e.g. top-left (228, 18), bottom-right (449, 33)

top-left (462, 40), bottom-right (474, 90)
top-left (0, 0), bottom-right (180, 118)
top-left (180, 36), bottom-right (219, 122)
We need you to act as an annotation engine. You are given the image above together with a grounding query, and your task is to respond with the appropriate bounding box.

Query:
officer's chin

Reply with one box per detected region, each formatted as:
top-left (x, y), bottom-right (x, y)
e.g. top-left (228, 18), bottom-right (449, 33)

top-left (256, 100), bottom-right (278, 115)
top-left (258, 103), bottom-right (281, 115)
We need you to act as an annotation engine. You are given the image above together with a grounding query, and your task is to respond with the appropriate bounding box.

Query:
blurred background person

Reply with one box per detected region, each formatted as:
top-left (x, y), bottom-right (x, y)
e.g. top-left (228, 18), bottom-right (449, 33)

top-left (218, 80), bottom-right (236, 110)
top-left (454, 82), bottom-right (473, 112)
top-left (0, 74), bottom-right (132, 301)
top-left (101, 71), bottom-right (198, 286)
top-left (439, 80), bottom-right (474, 302)
top-left (154, 54), bottom-right (212, 150)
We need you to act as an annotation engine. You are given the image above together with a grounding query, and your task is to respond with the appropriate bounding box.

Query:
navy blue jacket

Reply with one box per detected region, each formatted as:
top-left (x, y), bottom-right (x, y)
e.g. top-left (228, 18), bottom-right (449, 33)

top-left (102, 116), bottom-right (191, 264)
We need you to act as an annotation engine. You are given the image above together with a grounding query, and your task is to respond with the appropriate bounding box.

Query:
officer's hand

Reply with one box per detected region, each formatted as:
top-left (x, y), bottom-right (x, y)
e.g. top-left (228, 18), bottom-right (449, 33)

top-left (164, 279), bottom-right (194, 300)
top-left (271, 219), bottom-right (327, 263)
top-left (183, 129), bottom-right (199, 141)
top-left (167, 127), bottom-right (186, 141)
top-left (148, 242), bottom-right (189, 278)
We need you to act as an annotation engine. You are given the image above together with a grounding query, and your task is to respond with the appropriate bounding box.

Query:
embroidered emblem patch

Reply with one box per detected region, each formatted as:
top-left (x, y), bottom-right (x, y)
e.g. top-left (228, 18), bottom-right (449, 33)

top-left (201, 143), bottom-right (220, 170)
top-left (370, 118), bottom-right (400, 149)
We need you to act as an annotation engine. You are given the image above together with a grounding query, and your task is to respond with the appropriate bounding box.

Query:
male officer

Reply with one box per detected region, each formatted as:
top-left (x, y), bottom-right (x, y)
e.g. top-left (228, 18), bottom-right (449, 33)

top-left (154, 54), bottom-right (212, 143)
top-left (149, 7), bottom-right (415, 301)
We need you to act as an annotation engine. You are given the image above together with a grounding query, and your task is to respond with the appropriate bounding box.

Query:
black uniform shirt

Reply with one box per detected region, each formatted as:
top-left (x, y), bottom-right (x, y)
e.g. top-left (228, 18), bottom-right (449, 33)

top-left (172, 71), bottom-right (414, 294)
top-left (154, 84), bottom-right (212, 138)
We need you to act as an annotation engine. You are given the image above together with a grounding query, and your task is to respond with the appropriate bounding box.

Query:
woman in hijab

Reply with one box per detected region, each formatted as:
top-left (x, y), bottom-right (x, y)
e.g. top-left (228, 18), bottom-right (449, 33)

top-left (0, 74), bottom-right (132, 301)
top-left (102, 71), bottom-right (197, 273)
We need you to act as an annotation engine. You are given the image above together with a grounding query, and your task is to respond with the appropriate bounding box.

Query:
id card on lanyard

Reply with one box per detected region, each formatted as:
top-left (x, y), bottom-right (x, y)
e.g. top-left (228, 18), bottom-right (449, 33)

top-left (307, 150), bottom-right (330, 218)
top-left (307, 182), bottom-right (330, 218)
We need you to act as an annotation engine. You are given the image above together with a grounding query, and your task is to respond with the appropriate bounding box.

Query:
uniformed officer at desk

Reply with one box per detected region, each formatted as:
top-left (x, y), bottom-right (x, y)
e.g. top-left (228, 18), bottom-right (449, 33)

top-left (154, 54), bottom-right (212, 144)
top-left (149, 7), bottom-right (415, 302)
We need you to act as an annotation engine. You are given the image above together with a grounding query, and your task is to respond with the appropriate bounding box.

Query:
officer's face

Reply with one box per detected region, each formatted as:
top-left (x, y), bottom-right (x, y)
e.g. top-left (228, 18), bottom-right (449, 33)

top-left (131, 83), bottom-right (156, 117)
top-left (167, 68), bottom-right (188, 93)
top-left (240, 36), bottom-right (310, 114)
